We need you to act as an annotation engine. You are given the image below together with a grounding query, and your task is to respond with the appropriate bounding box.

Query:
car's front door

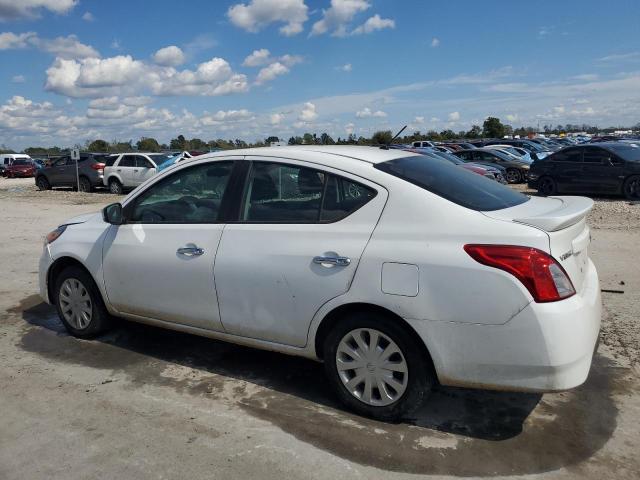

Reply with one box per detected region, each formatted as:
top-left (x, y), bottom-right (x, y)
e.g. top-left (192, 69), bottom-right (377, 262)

top-left (548, 147), bottom-right (583, 192)
top-left (134, 155), bottom-right (157, 185)
top-left (580, 147), bottom-right (625, 193)
top-left (214, 157), bottom-right (387, 347)
top-left (102, 160), bottom-right (237, 330)
top-left (116, 155), bottom-right (137, 186)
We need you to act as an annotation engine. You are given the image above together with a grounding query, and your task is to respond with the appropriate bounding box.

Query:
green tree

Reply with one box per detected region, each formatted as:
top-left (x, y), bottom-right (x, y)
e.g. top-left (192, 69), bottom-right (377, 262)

top-left (87, 139), bottom-right (109, 152)
top-left (136, 137), bottom-right (160, 152)
top-left (302, 133), bottom-right (314, 144)
top-left (465, 125), bottom-right (482, 138)
top-left (170, 135), bottom-right (188, 150)
top-left (265, 136), bottom-right (280, 144)
top-left (320, 132), bottom-right (335, 145)
top-left (482, 117), bottom-right (506, 138)
top-left (371, 130), bottom-right (393, 145)
top-left (189, 138), bottom-right (207, 150)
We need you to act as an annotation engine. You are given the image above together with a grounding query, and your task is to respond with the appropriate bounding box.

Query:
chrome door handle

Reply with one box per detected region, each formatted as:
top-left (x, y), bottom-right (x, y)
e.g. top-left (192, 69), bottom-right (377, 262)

top-left (313, 255), bottom-right (351, 266)
top-left (177, 246), bottom-right (205, 257)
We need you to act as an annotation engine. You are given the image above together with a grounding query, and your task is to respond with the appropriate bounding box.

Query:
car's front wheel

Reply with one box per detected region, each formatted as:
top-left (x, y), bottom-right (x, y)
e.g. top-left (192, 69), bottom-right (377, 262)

top-left (54, 266), bottom-right (112, 338)
top-left (538, 176), bottom-right (557, 196)
top-left (109, 178), bottom-right (123, 194)
top-left (505, 168), bottom-right (522, 184)
top-left (36, 176), bottom-right (51, 190)
top-left (323, 311), bottom-right (434, 421)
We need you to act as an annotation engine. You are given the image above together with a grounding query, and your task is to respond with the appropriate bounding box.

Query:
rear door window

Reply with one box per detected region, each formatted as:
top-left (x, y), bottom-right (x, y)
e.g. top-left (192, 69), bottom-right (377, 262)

top-left (375, 155), bottom-right (528, 211)
top-left (550, 148), bottom-right (582, 163)
top-left (136, 156), bottom-right (154, 168)
top-left (119, 155), bottom-right (136, 167)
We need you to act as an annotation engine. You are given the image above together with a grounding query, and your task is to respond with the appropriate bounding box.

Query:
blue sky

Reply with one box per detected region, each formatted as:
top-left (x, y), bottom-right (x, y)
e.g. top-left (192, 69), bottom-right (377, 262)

top-left (1, 0), bottom-right (639, 149)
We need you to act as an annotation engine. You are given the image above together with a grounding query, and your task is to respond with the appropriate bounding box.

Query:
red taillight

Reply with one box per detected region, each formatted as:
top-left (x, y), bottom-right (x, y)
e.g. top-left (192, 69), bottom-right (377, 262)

top-left (464, 244), bottom-right (575, 302)
top-left (91, 162), bottom-right (105, 171)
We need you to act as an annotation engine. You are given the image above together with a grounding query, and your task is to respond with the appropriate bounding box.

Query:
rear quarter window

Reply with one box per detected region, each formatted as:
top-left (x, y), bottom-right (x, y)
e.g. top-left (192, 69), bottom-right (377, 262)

top-left (375, 155), bottom-right (529, 211)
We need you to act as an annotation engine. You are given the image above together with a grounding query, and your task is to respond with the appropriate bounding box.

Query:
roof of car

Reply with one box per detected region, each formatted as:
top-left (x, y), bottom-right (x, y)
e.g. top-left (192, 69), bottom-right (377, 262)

top-left (200, 145), bottom-right (415, 165)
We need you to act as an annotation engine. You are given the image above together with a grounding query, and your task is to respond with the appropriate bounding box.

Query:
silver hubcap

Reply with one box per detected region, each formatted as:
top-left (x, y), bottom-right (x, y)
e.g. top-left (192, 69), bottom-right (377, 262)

top-left (336, 328), bottom-right (409, 407)
top-left (59, 278), bottom-right (92, 329)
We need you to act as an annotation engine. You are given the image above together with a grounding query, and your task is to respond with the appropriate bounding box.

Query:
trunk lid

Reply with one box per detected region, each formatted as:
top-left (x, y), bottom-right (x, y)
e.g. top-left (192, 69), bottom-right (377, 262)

top-left (483, 196), bottom-right (594, 292)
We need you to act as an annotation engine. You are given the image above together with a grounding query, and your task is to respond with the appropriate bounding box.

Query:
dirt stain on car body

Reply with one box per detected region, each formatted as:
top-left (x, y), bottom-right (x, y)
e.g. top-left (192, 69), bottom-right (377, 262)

top-left (14, 298), bottom-right (627, 476)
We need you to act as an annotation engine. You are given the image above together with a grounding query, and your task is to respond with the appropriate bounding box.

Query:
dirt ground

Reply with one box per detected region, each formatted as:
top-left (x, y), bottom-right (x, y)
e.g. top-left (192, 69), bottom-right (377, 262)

top-left (0, 177), bottom-right (638, 479)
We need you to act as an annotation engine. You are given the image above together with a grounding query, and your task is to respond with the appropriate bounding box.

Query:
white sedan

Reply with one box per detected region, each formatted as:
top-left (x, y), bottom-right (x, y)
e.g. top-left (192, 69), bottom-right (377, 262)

top-left (39, 146), bottom-right (601, 420)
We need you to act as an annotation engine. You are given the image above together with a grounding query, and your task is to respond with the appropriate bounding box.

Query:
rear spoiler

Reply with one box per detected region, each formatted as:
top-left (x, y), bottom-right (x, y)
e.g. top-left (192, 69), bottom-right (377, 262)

top-left (514, 196), bottom-right (594, 232)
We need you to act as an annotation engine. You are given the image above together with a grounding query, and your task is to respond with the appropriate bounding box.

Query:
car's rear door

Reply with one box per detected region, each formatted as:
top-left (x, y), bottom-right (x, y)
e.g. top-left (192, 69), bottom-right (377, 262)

top-left (551, 147), bottom-right (583, 192)
top-left (580, 147), bottom-right (625, 193)
top-left (213, 157), bottom-right (387, 347)
top-left (116, 154), bottom-right (137, 186)
top-left (102, 159), bottom-right (240, 330)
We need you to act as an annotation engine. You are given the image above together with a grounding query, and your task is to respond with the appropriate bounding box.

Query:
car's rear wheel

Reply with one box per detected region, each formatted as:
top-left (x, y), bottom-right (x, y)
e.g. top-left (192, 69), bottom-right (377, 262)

top-left (323, 311), bottom-right (434, 421)
top-left (623, 175), bottom-right (640, 200)
top-left (505, 168), bottom-right (522, 184)
top-left (36, 176), bottom-right (51, 190)
top-left (54, 266), bottom-right (112, 338)
top-left (78, 176), bottom-right (92, 193)
top-left (109, 178), bottom-right (123, 194)
top-left (538, 176), bottom-right (557, 196)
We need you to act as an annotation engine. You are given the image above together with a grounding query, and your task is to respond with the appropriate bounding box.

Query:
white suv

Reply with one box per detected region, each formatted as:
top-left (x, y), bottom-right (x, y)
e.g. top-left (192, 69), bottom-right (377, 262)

top-left (103, 153), bottom-right (172, 193)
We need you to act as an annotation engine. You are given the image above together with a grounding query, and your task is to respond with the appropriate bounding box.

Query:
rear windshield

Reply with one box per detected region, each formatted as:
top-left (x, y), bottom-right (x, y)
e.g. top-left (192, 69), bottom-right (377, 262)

top-left (604, 144), bottom-right (640, 161)
top-left (375, 155), bottom-right (529, 211)
top-left (12, 159), bottom-right (30, 165)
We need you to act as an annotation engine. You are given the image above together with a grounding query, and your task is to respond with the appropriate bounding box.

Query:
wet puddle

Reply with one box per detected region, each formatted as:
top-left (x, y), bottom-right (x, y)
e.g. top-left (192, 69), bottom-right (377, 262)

top-left (12, 297), bottom-right (630, 476)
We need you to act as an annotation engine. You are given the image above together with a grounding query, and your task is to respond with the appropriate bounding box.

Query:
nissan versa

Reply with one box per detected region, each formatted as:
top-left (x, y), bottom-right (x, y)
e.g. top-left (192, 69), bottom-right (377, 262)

top-left (39, 146), bottom-right (601, 420)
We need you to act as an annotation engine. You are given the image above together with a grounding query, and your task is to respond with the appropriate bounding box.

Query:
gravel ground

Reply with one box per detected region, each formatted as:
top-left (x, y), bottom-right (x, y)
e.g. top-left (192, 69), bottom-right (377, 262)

top-left (1, 176), bottom-right (639, 479)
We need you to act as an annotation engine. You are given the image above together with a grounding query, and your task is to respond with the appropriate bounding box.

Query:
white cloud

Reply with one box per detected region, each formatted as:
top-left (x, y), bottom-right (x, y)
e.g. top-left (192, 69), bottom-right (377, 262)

top-left (243, 48), bottom-right (271, 66)
top-left (270, 113), bottom-right (284, 124)
top-left (431, 37), bottom-right (440, 48)
top-left (34, 34), bottom-right (99, 59)
top-left (11, 74), bottom-right (25, 83)
top-left (448, 111), bottom-right (460, 121)
top-left (0, 0), bottom-right (77, 21)
top-left (152, 45), bottom-right (185, 67)
top-left (311, 0), bottom-right (370, 37)
top-left (45, 54), bottom-right (249, 98)
top-left (0, 31), bottom-right (36, 49)
top-left (505, 114), bottom-right (518, 122)
top-left (255, 62), bottom-right (289, 85)
top-left (299, 102), bottom-right (317, 122)
top-left (597, 52), bottom-right (640, 63)
top-left (414, 116), bottom-right (424, 124)
top-left (553, 105), bottom-right (565, 114)
top-left (0, 31), bottom-right (98, 59)
top-left (228, 0), bottom-right (308, 36)
top-left (200, 109), bottom-right (253, 126)
top-left (338, 63), bottom-right (352, 72)
top-left (81, 11), bottom-right (94, 21)
top-left (355, 107), bottom-right (387, 118)
top-left (352, 14), bottom-right (395, 35)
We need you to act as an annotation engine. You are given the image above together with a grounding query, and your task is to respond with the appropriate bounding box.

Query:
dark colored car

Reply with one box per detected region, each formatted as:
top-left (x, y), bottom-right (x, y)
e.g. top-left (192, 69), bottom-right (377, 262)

top-left (528, 143), bottom-right (640, 199)
top-left (454, 148), bottom-right (530, 183)
top-left (405, 147), bottom-right (506, 183)
top-left (5, 159), bottom-right (37, 178)
top-left (35, 152), bottom-right (108, 192)
top-left (482, 139), bottom-right (552, 159)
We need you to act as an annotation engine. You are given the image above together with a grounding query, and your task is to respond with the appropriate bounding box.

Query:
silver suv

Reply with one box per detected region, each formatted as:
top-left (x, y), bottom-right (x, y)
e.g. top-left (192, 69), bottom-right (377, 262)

top-left (103, 153), bottom-right (172, 194)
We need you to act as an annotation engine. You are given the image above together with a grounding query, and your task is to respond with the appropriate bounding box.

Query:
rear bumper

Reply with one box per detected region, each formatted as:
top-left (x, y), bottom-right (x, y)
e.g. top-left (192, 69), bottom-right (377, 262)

top-left (408, 259), bottom-right (601, 392)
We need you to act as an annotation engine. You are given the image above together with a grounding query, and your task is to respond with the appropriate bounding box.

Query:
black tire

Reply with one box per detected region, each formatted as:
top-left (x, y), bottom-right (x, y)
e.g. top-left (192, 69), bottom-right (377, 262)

top-left (623, 175), bottom-right (640, 200)
top-left (538, 176), bottom-right (557, 196)
top-left (53, 266), bottom-right (113, 338)
top-left (505, 168), bottom-right (522, 184)
top-left (109, 178), bottom-right (123, 194)
top-left (323, 311), bottom-right (434, 421)
top-left (78, 176), bottom-right (92, 193)
top-left (36, 176), bottom-right (51, 190)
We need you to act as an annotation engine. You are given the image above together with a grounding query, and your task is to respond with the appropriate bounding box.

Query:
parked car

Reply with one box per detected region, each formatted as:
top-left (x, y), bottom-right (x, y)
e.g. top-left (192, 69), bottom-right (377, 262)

top-left (483, 139), bottom-right (552, 160)
top-left (409, 147), bottom-right (506, 183)
top-left (484, 145), bottom-right (534, 163)
top-left (35, 153), bottom-right (108, 192)
top-left (412, 140), bottom-right (435, 148)
top-left (528, 143), bottom-right (640, 199)
top-left (103, 153), bottom-right (174, 194)
top-left (156, 151), bottom-right (193, 172)
top-left (4, 158), bottom-right (37, 178)
top-left (39, 146), bottom-right (601, 421)
top-left (1, 153), bottom-right (33, 176)
top-left (454, 148), bottom-right (530, 183)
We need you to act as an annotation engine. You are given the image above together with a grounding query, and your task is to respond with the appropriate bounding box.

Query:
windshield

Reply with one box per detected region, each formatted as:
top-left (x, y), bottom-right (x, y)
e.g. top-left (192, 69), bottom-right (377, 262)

top-left (148, 154), bottom-right (174, 165)
top-left (12, 159), bottom-right (31, 165)
top-left (375, 155), bottom-right (529, 211)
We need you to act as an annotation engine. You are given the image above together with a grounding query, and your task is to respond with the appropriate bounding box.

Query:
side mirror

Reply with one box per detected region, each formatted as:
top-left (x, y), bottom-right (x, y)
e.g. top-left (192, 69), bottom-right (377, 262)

top-left (103, 203), bottom-right (124, 225)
